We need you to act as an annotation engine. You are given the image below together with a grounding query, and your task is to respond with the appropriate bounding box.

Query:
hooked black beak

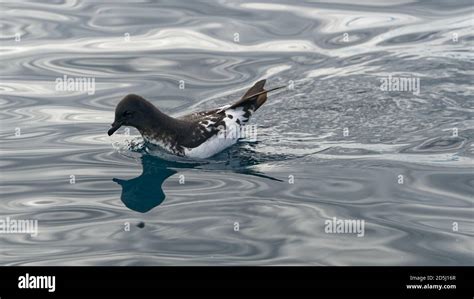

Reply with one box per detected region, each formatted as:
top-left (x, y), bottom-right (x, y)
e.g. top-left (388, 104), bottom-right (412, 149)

top-left (108, 120), bottom-right (123, 136)
top-left (112, 178), bottom-right (125, 186)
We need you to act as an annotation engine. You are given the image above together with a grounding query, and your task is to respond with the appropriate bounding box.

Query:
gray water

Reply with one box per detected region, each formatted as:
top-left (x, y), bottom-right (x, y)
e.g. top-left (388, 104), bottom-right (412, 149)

top-left (0, 0), bottom-right (473, 265)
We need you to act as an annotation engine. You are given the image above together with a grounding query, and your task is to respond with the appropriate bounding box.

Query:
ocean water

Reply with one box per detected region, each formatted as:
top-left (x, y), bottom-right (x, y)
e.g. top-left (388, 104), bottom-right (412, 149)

top-left (0, 0), bottom-right (473, 265)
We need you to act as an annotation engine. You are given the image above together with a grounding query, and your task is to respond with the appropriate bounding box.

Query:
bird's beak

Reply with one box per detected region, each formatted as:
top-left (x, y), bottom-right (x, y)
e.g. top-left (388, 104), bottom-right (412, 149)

top-left (112, 178), bottom-right (125, 186)
top-left (108, 120), bottom-right (123, 136)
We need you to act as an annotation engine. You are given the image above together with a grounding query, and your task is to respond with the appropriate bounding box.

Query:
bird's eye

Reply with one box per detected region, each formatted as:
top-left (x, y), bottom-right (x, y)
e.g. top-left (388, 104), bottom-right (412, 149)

top-left (122, 111), bottom-right (133, 117)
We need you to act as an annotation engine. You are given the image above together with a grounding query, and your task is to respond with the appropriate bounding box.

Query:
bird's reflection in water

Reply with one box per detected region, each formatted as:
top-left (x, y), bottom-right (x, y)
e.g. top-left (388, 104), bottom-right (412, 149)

top-left (113, 147), bottom-right (284, 213)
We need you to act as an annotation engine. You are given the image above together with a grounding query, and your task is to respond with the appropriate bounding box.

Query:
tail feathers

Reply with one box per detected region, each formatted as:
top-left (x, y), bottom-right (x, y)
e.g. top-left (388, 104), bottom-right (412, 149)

top-left (228, 80), bottom-right (285, 111)
top-left (241, 79), bottom-right (266, 99)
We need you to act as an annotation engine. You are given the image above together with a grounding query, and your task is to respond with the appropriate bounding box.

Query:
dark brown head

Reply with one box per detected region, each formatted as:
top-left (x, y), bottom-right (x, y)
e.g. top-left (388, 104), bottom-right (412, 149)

top-left (108, 94), bottom-right (158, 136)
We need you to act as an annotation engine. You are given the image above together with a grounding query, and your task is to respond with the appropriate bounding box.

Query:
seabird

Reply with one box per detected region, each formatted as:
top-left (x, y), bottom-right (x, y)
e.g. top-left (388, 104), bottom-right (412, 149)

top-left (107, 79), bottom-right (284, 159)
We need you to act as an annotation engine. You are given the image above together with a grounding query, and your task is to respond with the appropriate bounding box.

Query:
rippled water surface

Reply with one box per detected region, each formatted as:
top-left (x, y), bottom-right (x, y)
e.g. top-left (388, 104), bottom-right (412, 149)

top-left (1, 0), bottom-right (473, 265)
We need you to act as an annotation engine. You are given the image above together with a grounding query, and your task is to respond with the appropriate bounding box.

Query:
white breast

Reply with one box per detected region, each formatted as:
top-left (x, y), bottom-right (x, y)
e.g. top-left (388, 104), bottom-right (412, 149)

top-left (184, 134), bottom-right (238, 159)
top-left (184, 107), bottom-right (252, 159)
top-left (143, 135), bottom-right (174, 153)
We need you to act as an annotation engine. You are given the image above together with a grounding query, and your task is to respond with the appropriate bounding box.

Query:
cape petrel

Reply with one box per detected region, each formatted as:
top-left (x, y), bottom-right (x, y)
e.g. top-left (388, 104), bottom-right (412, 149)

top-left (108, 80), bottom-right (284, 159)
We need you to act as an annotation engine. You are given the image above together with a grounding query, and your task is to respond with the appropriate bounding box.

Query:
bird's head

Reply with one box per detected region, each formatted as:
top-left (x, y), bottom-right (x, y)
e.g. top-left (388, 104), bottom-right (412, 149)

top-left (108, 94), bottom-right (157, 136)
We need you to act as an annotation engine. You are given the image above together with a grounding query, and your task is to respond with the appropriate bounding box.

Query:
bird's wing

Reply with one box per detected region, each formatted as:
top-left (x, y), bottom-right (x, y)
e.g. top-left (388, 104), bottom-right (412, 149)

top-left (177, 108), bottom-right (222, 122)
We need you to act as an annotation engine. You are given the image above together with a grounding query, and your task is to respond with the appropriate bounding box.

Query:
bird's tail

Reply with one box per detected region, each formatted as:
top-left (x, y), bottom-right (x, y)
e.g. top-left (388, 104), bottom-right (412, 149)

top-left (229, 79), bottom-right (285, 111)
